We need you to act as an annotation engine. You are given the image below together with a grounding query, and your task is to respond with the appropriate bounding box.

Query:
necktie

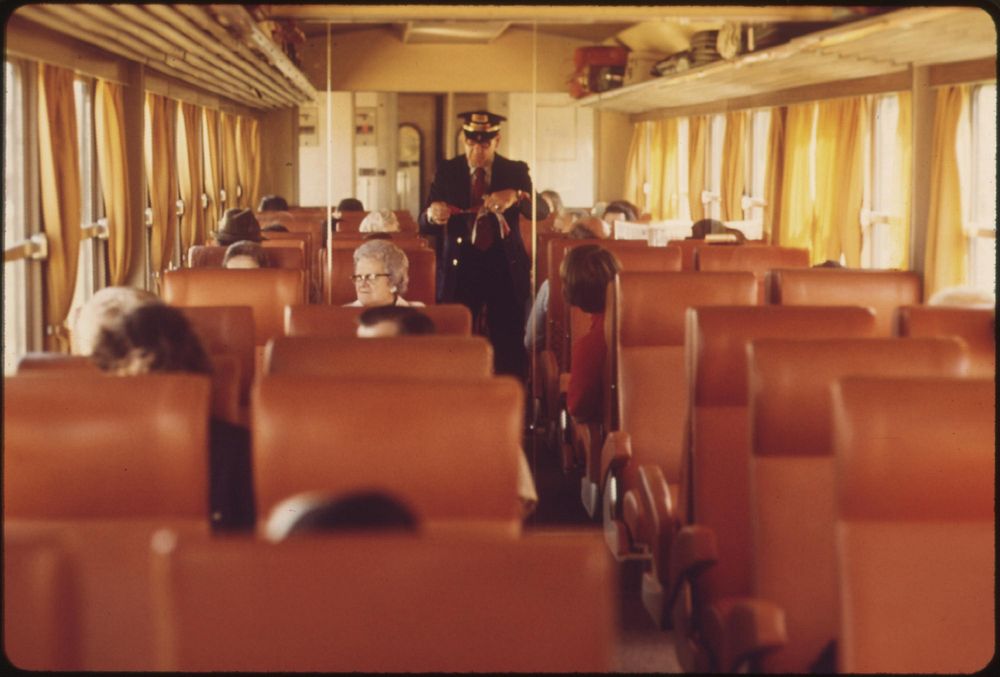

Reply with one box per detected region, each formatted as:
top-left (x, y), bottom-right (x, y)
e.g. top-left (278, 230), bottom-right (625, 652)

top-left (470, 167), bottom-right (495, 250)
top-left (470, 167), bottom-right (486, 208)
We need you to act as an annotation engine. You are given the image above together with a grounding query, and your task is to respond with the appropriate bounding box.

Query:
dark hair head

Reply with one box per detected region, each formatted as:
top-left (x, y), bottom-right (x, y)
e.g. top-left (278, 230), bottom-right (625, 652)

top-left (262, 223), bottom-right (289, 233)
top-left (222, 240), bottom-right (268, 268)
top-left (278, 490), bottom-right (418, 539)
top-left (690, 219), bottom-right (725, 239)
top-left (92, 304), bottom-right (211, 375)
top-left (337, 198), bottom-right (364, 212)
top-left (813, 259), bottom-right (845, 268)
top-left (258, 195), bottom-right (288, 212)
top-left (560, 244), bottom-right (622, 314)
top-left (358, 306), bottom-right (436, 336)
top-left (603, 200), bottom-right (638, 223)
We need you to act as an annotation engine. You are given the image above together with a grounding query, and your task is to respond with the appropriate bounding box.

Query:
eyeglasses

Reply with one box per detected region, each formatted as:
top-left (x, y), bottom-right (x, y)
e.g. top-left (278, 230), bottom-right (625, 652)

top-left (351, 273), bottom-right (391, 284)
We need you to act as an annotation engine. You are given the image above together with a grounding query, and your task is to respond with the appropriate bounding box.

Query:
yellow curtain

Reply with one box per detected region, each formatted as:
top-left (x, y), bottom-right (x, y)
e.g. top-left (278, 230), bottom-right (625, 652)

top-left (623, 121), bottom-right (649, 211)
top-left (202, 108), bottom-right (221, 233)
top-left (144, 93), bottom-right (178, 274)
top-left (688, 115), bottom-right (708, 221)
top-left (647, 118), bottom-right (680, 220)
top-left (776, 103), bottom-right (816, 255)
top-left (236, 116), bottom-right (262, 213)
top-left (924, 86), bottom-right (968, 299)
top-left (646, 120), bottom-right (664, 219)
top-left (177, 102), bottom-right (205, 253)
top-left (764, 106), bottom-right (787, 243)
top-left (94, 80), bottom-right (133, 287)
top-left (720, 110), bottom-right (747, 221)
top-left (814, 97), bottom-right (867, 266)
top-left (37, 64), bottom-right (81, 351)
top-left (887, 91), bottom-right (913, 270)
top-left (220, 112), bottom-right (240, 209)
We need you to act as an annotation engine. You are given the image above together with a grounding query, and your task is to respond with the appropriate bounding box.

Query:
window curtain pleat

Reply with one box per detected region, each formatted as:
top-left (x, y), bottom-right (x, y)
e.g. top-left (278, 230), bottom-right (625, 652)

top-left (623, 121), bottom-right (649, 212)
top-left (764, 106), bottom-right (787, 244)
top-left (688, 115), bottom-right (708, 221)
top-left (646, 120), bottom-right (665, 219)
top-left (814, 97), bottom-right (867, 266)
top-left (220, 112), bottom-right (240, 209)
top-left (776, 103), bottom-right (816, 255)
top-left (177, 102), bottom-right (205, 254)
top-left (94, 79), bottom-right (133, 287)
top-left (202, 108), bottom-right (221, 234)
top-left (236, 116), bottom-right (262, 213)
top-left (924, 86), bottom-right (968, 299)
top-left (648, 119), bottom-right (680, 220)
top-left (37, 64), bottom-right (81, 351)
top-left (887, 91), bottom-right (913, 269)
top-left (144, 93), bottom-right (178, 276)
top-left (720, 110), bottom-right (747, 221)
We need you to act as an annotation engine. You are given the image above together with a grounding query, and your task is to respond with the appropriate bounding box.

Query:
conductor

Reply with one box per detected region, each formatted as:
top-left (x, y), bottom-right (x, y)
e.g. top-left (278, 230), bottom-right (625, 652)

top-left (419, 110), bottom-right (549, 380)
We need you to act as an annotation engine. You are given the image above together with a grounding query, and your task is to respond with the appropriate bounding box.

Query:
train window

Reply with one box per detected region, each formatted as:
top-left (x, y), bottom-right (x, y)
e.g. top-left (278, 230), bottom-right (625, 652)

top-left (746, 109), bottom-right (771, 224)
top-left (4, 59), bottom-right (28, 374)
top-left (864, 93), bottom-right (909, 270)
top-left (68, 76), bottom-right (99, 319)
top-left (677, 117), bottom-right (690, 221)
top-left (967, 85), bottom-right (996, 293)
top-left (706, 113), bottom-right (725, 219)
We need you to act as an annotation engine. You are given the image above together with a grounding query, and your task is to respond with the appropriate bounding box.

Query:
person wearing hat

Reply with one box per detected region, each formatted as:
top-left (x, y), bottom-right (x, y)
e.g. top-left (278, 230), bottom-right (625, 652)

top-left (213, 208), bottom-right (262, 247)
top-left (418, 110), bottom-right (549, 380)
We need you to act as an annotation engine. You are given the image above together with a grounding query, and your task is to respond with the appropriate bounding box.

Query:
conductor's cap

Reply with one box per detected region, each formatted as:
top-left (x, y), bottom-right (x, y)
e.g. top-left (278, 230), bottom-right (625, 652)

top-left (460, 110), bottom-right (505, 142)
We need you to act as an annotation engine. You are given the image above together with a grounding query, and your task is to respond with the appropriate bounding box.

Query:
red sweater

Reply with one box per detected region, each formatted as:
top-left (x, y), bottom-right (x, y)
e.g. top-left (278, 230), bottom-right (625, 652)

top-left (567, 312), bottom-right (605, 422)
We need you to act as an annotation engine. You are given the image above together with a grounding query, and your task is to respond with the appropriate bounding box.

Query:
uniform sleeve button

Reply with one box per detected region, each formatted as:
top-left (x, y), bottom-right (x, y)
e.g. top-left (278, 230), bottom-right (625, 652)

top-left (452, 258), bottom-right (459, 266)
top-left (456, 236), bottom-right (463, 244)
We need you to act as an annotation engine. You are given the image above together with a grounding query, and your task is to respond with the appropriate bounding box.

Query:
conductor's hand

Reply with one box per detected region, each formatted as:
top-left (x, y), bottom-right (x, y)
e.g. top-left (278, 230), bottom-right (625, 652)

top-left (483, 189), bottom-right (520, 214)
top-left (426, 201), bottom-right (450, 225)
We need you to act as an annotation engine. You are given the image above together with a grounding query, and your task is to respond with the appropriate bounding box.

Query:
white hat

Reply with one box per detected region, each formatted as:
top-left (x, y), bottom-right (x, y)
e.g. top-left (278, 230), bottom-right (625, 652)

top-left (359, 209), bottom-right (400, 233)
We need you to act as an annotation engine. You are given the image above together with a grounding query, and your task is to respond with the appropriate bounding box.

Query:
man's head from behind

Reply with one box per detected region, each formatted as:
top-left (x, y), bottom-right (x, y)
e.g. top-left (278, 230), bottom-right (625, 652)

top-left (356, 305), bottom-right (436, 338)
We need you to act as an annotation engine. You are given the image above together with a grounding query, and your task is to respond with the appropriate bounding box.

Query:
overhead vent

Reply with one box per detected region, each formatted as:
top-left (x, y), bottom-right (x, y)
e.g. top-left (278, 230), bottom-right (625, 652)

top-left (400, 21), bottom-right (511, 44)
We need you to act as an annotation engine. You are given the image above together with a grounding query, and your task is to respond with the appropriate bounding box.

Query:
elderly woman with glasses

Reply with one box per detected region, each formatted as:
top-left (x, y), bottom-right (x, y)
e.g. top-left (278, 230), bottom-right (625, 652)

top-left (345, 239), bottom-right (425, 308)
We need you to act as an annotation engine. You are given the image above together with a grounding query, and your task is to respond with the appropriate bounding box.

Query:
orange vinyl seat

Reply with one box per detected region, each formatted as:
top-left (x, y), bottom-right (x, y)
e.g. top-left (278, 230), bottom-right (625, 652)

top-left (696, 244), bottom-right (810, 303)
top-left (746, 338), bottom-right (969, 673)
top-left (16, 353), bottom-right (99, 373)
top-left (326, 245), bottom-right (435, 306)
top-left (284, 303), bottom-right (472, 337)
top-left (252, 376), bottom-right (524, 533)
top-left (187, 245), bottom-right (305, 270)
top-left (329, 232), bottom-right (428, 247)
top-left (150, 531), bottom-right (613, 672)
top-left (663, 239), bottom-right (707, 271)
top-left (3, 374), bottom-right (211, 519)
top-left (766, 268), bottom-right (921, 336)
top-left (335, 210), bottom-right (419, 233)
top-left (178, 306), bottom-right (255, 405)
top-left (832, 376), bottom-right (995, 673)
top-left (163, 268), bottom-right (306, 347)
top-left (664, 305), bottom-right (878, 671)
top-left (263, 335), bottom-right (492, 378)
top-left (895, 304), bottom-right (995, 377)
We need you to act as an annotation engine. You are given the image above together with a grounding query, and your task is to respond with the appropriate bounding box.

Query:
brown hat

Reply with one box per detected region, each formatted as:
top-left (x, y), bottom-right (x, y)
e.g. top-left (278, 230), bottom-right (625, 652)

top-left (459, 110), bottom-right (505, 143)
top-left (213, 208), bottom-right (261, 245)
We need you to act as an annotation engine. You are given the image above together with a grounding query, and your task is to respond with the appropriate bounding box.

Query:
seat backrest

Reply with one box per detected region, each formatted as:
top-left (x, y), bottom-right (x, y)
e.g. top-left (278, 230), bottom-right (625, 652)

top-left (3, 374), bottom-right (210, 519)
top-left (335, 211), bottom-right (419, 233)
top-left (163, 268), bottom-right (305, 346)
top-left (895, 305), bottom-right (995, 377)
top-left (696, 244), bottom-right (810, 303)
top-left (187, 245), bottom-right (305, 270)
top-left (17, 353), bottom-right (99, 373)
top-left (151, 531), bottom-right (613, 672)
top-left (178, 306), bottom-right (255, 403)
top-left (326, 246), bottom-right (436, 306)
top-left (253, 376), bottom-right (524, 527)
top-left (329, 232), bottom-right (428, 247)
top-left (767, 268), bottom-right (922, 336)
top-left (685, 306), bottom-right (877, 606)
top-left (832, 376), bottom-right (995, 674)
top-left (264, 336), bottom-right (492, 378)
top-left (285, 303), bottom-right (472, 338)
top-left (662, 239), bottom-right (706, 271)
top-left (747, 338), bottom-right (970, 673)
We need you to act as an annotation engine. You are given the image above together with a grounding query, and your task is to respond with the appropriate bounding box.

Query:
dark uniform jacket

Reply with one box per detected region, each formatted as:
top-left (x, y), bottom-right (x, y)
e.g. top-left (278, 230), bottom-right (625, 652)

top-left (419, 153), bottom-right (549, 304)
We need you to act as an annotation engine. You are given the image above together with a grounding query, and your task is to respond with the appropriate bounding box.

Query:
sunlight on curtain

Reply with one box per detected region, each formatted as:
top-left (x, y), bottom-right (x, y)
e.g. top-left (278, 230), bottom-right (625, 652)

top-left (177, 102), bottom-right (205, 252)
top-left (237, 117), bottom-right (262, 213)
top-left (764, 107), bottom-right (786, 243)
top-left (688, 115), bottom-right (708, 221)
top-left (887, 91), bottom-right (912, 269)
top-left (220, 112), bottom-right (240, 209)
top-left (202, 108), bottom-right (221, 232)
top-left (649, 118), bottom-right (679, 219)
top-left (814, 97), bottom-right (866, 266)
top-left (776, 103), bottom-right (816, 256)
top-left (38, 64), bottom-right (81, 351)
top-left (94, 79), bottom-right (133, 287)
top-left (144, 93), bottom-right (178, 275)
top-left (924, 86), bottom-right (968, 298)
top-left (623, 121), bottom-right (649, 212)
top-left (720, 110), bottom-right (746, 221)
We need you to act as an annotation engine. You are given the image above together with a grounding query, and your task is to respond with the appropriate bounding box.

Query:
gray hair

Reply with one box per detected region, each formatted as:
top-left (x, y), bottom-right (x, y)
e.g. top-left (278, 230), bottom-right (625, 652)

top-left (70, 286), bottom-right (161, 356)
top-left (353, 239), bottom-right (410, 294)
top-left (358, 208), bottom-right (400, 233)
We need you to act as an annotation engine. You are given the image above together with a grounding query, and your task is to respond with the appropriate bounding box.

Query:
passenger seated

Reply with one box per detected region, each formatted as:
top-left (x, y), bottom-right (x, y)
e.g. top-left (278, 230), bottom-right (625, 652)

top-left (70, 285), bottom-right (161, 356)
top-left (222, 240), bottom-right (268, 269)
top-left (561, 244), bottom-right (622, 422)
top-left (90, 304), bottom-right (255, 532)
top-left (213, 208), bottom-right (262, 246)
top-left (357, 305), bottom-right (437, 338)
top-left (690, 217), bottom-right (747, 243)
top-left (345, 239), bottom-right (425, 308)
top-left (525, 221), bottom-right (600, 352)
top-left (600, 200), bottom-right (639, 237)
top-left (335, 197), bottom-right (364, 217)
top-left (359, 208), bottom-right (400, 234)
top-left (542, 189), bottom-right (574, 234)
top-left (264, 490), bottom-right (418, 541)
top-left (257, 195), bottom-right (289, 212)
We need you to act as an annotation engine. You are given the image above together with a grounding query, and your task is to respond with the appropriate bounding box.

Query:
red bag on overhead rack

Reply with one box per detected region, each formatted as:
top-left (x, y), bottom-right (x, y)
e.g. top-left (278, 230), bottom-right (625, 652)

top-left (568, 46), bottom-right (630, 98)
